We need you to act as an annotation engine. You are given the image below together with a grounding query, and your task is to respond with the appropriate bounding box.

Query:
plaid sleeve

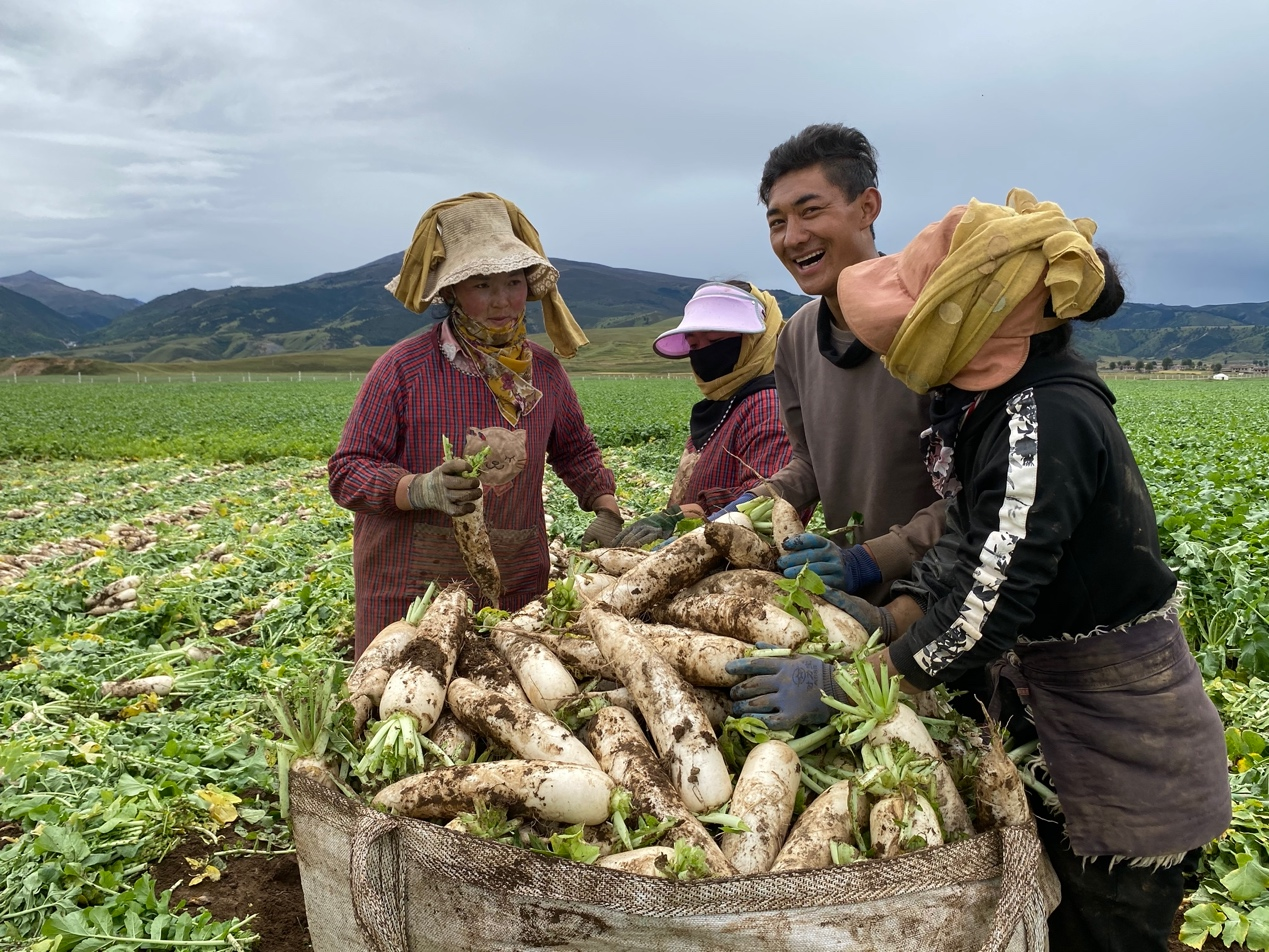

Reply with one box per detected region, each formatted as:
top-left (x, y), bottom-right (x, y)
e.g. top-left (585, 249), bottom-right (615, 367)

top-left (697, 390), bottom-right (794, 513)
top-left (328, 355), bottom-right (412, 515)
top-left (545, 370), bottom-right (616, 511)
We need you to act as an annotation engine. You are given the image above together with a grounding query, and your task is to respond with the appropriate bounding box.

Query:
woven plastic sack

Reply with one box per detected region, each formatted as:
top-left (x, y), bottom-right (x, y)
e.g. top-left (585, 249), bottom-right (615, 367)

top-left (291, 770), bottom-right (1059, 952)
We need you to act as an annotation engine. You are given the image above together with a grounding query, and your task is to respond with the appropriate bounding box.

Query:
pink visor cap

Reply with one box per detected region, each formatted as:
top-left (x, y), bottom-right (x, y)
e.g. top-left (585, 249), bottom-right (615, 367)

top-left (652, 282), bottom-right (767, 358)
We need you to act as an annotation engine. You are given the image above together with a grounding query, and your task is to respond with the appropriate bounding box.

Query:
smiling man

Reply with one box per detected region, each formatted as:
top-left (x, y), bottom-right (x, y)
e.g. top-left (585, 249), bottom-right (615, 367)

top-left (723, 124), bottom-right (943, 609)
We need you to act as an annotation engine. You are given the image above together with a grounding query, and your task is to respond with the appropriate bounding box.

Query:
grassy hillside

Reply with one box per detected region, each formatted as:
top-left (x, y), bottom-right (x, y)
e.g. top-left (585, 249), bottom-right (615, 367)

top-left (0, 287), bottom-right (87, 357)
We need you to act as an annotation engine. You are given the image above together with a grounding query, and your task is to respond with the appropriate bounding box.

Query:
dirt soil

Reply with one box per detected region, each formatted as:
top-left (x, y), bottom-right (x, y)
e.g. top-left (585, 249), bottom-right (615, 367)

top-left (149, 833), bottom-right (311, 952)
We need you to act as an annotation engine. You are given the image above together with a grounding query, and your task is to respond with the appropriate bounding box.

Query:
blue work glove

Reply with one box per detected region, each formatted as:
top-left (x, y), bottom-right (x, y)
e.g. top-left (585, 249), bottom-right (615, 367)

top-left (725, 653), bottom-right (846, 731)
top-left (709, 492), bottom-right (756, 521)
top-left (819, 589), bottom-right (897, 643)
top-left (777, 534), bottom-right (882, 594)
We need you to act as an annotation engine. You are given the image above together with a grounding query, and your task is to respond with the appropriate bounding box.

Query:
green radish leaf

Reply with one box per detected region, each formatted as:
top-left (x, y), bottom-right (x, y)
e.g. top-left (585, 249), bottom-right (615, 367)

top-left (1221, 854), bottom-right (1269, 902)
top-left (1245, 907), bottom-right (1269, 950)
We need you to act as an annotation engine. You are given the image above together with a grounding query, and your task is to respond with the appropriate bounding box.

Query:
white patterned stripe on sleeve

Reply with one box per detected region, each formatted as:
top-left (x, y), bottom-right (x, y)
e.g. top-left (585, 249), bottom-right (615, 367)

top-left (914, 389), bottom-right (1040, 677)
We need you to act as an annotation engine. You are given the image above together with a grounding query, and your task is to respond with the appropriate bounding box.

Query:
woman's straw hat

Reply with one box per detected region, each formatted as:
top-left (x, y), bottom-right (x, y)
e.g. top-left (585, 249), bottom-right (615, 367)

top-left (416, 199), bottom-right (559, 307)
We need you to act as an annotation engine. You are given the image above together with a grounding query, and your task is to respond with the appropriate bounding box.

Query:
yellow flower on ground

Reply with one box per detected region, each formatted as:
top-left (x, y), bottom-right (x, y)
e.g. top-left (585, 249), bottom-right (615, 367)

top-left (196, 786), bottom-right (242, 826)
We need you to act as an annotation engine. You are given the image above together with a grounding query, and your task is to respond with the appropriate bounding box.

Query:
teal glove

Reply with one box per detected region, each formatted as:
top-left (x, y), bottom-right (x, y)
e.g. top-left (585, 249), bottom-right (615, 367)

top-left (611, 507), bottom-right (682, 548)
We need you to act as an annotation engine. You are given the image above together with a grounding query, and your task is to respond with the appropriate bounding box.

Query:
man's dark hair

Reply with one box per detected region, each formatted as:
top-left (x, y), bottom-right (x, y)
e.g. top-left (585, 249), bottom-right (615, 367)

top-left (758, 124), bottom-right (879, 206)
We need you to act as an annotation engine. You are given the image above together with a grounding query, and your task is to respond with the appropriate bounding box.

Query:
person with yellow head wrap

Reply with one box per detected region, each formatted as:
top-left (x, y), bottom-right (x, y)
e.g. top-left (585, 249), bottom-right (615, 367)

top-left (329, 194), bottom-right (622, 657)
top-left (611, 282), bottom-right (795, 548)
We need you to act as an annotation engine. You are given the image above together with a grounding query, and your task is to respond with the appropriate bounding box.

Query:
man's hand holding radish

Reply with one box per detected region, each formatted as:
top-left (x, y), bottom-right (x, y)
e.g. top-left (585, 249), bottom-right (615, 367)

top-left (776, 534), bottom-right (881, 594)
top-left (725, 652), bottom-right (845, 730)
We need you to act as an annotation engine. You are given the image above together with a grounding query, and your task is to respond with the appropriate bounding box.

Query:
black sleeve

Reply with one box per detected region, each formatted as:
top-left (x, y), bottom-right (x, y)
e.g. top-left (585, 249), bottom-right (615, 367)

top-left (888, 387), bottom-right (1105, 690)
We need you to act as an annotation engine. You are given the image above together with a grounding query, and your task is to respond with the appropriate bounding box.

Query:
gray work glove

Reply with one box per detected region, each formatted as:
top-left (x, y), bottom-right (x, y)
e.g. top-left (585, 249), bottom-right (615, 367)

top-left (725, 653), bottom-right (846, 731)
top-left (611, 507), bottom-right (681, 548)
top-left (407, 459), bottom-right (482, 516)
top-left (580, 510), bottom-right (624, 549)
top-left (820, 589), bottom-right (897, 643)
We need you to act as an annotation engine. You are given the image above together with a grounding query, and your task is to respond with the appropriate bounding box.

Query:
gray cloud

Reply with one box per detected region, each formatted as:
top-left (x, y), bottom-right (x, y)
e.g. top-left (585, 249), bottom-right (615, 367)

top-left (1, 0), bottom-right (1265, 305)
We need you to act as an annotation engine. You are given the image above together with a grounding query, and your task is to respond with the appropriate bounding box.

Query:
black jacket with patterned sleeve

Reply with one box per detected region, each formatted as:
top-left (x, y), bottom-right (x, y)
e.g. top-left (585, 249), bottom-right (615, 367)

top-left (888, 349), bottom-right (1177, 692)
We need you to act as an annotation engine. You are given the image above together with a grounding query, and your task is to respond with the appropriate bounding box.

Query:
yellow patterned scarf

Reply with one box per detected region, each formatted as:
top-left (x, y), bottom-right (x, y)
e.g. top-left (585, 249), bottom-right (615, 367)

top-left (443, 306), bottom-right (541, 424)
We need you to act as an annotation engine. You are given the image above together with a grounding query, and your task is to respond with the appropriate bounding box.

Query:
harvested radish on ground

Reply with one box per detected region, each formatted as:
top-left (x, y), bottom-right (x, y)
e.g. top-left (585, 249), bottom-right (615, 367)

top-left (502, 599), bottom-right (547, 634)
top-left (585, 705), bottom-right (734, 876)
top-left (456, 635), bottom-right (529, 703)
top-left (628, 622), bottom-right (748, 687)
top-left (769, 496), bottom-right (805, 555)
top-left (704, 521), bottom-right (777, 570)
top-left (347, 588), bottom-right (435, 729)
top-left (443, 435), bottom-right (503, 606)
top-left (690, 686), bottom-right (731, 729)
top-left (770, 779), bottom-right (859, 872)
top-left (100, 674), bottom-right (174, 698)
top-left (974, 722), bottom-right (1032, 830)
top-left (583, 547), bottom-right (649, 576)
top-left (378, 584), bottom-right (469, 732)
top-left (720, 739), bottom-right (801, 875)
top-left (597, 526), bottom-right (721, 618)
top-left (521, 628), bottom-right (615, 680)
top-left (573, 572), bottom-right (617, 600)
top-left (86, 574), bottom-right (143, 615)
top-left (827, 658), bottom-right (972, 837)
top-left (858, 742), bottom-right (945, 857)
top-left (651, 592), bottom-right (808, 650)
top-left (489, 628), bottom-right (578, 712)
top-left (373, 759), bottom-right (615, 825)
top-left (587, 609), bottom-right (732, 813)
top-left (596, 846), bottom-right (677, 876)
top-left (446, 676), bottom-right (601, 770)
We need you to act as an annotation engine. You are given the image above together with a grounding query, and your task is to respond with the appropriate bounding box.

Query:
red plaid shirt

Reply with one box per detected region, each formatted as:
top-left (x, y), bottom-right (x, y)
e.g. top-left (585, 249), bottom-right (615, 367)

top-left (674, 388), bottom-right (793, 515)
top-left (329, 326), bottom-right (615, 655)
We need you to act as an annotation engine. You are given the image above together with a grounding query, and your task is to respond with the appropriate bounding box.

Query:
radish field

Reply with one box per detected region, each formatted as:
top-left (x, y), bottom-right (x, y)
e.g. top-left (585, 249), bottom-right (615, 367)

top-left (1, 376), bottom-right (1267, 950)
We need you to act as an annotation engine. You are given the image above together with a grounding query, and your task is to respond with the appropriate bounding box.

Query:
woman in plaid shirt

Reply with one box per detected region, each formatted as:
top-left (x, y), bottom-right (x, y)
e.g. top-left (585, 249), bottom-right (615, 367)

top-left (329, 196), bottom-right (620, 656)
top-left (613, 281), bottom-right (795, 548)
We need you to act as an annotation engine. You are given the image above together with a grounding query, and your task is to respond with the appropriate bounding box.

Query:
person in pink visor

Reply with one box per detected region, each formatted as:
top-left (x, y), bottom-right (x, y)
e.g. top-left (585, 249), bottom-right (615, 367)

top-left (611, 281), bottom-right (795, 548)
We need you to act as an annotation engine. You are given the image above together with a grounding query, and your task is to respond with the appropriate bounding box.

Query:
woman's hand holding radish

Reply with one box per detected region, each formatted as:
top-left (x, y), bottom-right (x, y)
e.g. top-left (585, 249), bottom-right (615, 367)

top-left (776, 534), bottom-right (881, 594)
top-left (724, 653), bottom-right (845, 730)
top-left (407, 459), bottom-right (482, 516)
top-left (580, 508), bottom-right (624, 548)
top-left (611, 507), bottom-right (681, 548)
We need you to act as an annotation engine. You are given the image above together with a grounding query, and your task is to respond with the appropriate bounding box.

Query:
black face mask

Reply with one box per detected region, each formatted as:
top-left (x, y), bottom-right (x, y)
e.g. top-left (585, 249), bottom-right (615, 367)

top-left (688, 336), bottom-right (743, 382)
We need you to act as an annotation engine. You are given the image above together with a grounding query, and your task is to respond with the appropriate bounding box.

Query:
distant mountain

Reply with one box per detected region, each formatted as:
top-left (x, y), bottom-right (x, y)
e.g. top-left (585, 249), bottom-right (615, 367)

top-left (0, 271), bottom-right (142, 331)
top-left (0, 286), bottom-right (90, 356)
top-left (61, 256), bottom-right (812, 363)
top-left (1075, 301), bottom-right (1269, 361)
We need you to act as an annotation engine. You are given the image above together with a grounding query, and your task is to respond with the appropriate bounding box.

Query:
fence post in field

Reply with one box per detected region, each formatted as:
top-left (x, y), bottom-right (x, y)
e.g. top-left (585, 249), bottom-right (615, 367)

top-left (77, 372), bottom-right (82, 383)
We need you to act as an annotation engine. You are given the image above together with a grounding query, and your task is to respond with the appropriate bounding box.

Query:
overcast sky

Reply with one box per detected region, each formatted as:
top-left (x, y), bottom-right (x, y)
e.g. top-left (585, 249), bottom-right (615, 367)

top-left (1, 0), bottom-right (1266, 306)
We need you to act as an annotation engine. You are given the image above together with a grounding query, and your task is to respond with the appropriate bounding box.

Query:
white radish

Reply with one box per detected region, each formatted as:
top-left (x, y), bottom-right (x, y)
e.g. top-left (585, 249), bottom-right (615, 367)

top-left (703, 521), bottom-right (777, 570)
top-left (489, 629), bottom-right (578, 712)
top-left (455, 636), bottom-right (529, 703)
top-left (651, 593), bottom-right (808, 650)
top-left (769, 496), bottom-right (805, 556)
top-left (100, 675), bottom-right (173, 698)
top-left (446, 677), bottom-right (600, 770)
top-left (586, 609), bottom-right (732, 813)
top-left (691, 686), bottom-right (732, 730)
top-left (770, 779), bottom-right (859, 872)
top-left (347, 595), bottom-right (430, 703)
top-left (628, 622), bottom-right (748, 687)
top-left (572, 572), bottom-right (617, 600)
top-left (378, 585), bottom-right (468, 732)
top-left (427, 712), bottom-right (476, 763)
top-left (868, 704), bottom-right (973, 838)
top-left (502, 599), bottom-right (548, 633)
top-left (521, 629), bottom-right (615, 680)
top-left (974, 723), bottom-right (1033, 830)
top-left (872, 792), bottom-right (943, 857)
top-left (869, 797), bottom-right (906, 858)
top-left (597, 527), bottom-right (721, 618)
top-left (584, 548), bottom-right (649, 576)
top-left (585, 706), bottom-right (734, 876)
top-left (453, 496), bottom-right (502, 607)
top-left (596, 846), bottom-right (676, 876)
top-left (373, 760), bottom-right (614, 825)
top-left (720, 740), bottom-right (801, 875)
top-left (712, 511), bottom-right (754, 530)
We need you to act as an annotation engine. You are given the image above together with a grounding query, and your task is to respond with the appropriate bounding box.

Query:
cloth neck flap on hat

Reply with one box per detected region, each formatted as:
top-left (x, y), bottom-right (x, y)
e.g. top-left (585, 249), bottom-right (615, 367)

top-left (689, 373), bottom-right (776, 451)
top-left (693, 286), bottom-right (784, 401)
top-left (884, 188), bottom-right (1105, 394)
top-left (440, 305), bottom-right (541, 425)
top-left (390, 191), bottom-right (590, 359)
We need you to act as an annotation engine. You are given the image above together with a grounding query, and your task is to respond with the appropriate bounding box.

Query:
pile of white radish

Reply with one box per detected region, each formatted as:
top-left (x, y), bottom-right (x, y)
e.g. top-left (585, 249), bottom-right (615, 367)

top-left (301, 495), bottom-right (1033, 882)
